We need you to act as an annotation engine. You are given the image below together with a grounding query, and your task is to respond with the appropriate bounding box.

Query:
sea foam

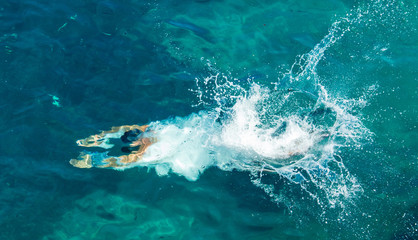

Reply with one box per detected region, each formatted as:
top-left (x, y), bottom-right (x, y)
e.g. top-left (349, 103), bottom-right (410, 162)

top-left (131, 13), bottom-right (372, 209)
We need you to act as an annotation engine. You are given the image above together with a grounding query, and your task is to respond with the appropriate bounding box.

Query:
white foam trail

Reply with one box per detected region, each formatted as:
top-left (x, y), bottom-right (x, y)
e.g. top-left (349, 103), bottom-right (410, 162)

top-left (136, 82), bottom-right (333, 181)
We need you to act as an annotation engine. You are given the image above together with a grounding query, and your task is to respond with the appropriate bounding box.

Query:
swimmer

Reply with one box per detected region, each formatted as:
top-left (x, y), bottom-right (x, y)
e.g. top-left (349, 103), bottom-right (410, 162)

top-left (70, 125), bottom-right (156, 169)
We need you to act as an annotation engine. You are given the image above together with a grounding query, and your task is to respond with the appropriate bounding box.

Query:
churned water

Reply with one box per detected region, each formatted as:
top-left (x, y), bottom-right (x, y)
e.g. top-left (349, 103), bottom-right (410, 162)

top-left (0, 0), bottom-right (417, 239)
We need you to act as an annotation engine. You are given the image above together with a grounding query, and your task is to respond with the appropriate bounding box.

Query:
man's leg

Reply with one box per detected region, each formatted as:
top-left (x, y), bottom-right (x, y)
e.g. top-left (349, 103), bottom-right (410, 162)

top-left (76, 125), bottom-right (149, 149)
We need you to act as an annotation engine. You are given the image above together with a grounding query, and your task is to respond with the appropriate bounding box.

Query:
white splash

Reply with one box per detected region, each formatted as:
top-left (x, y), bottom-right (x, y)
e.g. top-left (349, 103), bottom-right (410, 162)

top-left (131, 14), bottom-right (373, 208)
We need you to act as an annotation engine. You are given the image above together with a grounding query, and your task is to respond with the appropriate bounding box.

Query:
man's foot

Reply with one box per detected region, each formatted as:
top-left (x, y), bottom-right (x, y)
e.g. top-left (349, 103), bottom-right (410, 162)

top-left (76, 134), bottom-right (114, 149)
top-left (69, 152), bottom-right (93, 168)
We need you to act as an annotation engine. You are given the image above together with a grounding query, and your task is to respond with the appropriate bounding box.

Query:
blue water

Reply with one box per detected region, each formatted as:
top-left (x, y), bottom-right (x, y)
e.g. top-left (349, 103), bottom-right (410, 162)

top-left (0, 0), bottom-right (417, 239)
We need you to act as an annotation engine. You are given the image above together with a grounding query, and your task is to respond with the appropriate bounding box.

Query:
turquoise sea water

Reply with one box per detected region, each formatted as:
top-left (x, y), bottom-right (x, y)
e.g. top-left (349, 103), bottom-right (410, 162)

top-left (0, 0), bottom-right (417, 239)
